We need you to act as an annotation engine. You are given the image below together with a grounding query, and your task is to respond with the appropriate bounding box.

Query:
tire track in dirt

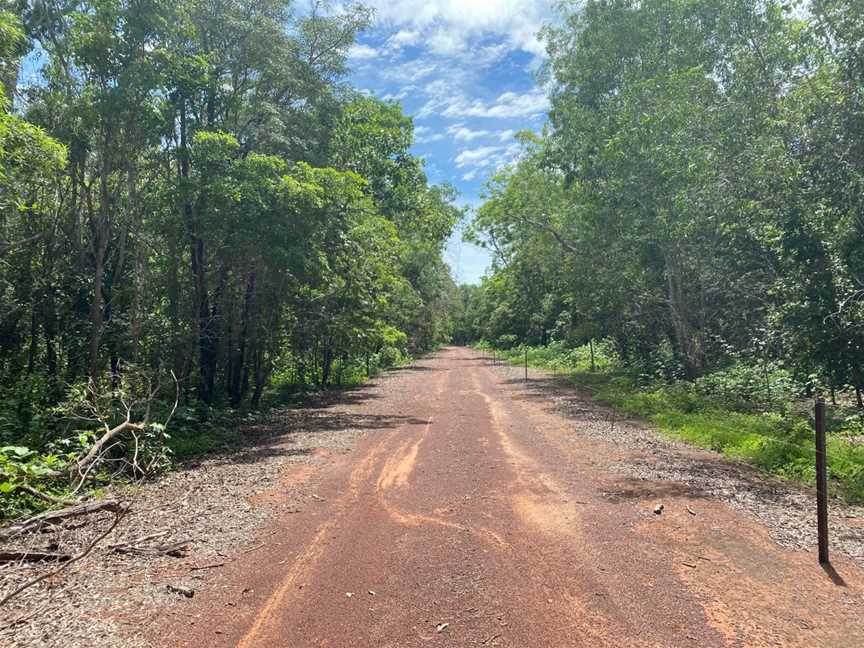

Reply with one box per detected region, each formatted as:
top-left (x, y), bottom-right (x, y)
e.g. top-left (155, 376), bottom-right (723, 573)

top-left (163, 348), bottom-right (864, 648)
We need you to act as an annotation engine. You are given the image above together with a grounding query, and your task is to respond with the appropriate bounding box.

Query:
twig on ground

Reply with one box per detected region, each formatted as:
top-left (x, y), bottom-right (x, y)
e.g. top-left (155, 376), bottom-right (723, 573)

top-left (0, 503), bottom-right (127, 607)
top-left (0, 551), bottom-right (72, 564)
top-left (0, 500), bottom-right (126, 541)
top-left (107, 530), bottom-right (169, 551)
top-left (189, 562), bottom-right (226, 571)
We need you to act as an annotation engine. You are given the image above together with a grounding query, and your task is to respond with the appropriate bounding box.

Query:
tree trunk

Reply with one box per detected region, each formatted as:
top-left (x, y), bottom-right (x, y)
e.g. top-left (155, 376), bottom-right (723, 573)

top-left (88, 231), bottom-right (107, 379)
top-left (130, 248), bottom-right (144, 362)
top-left (321, 342), bottom-right (333, 387)
top-left (88, 133), bottom-right (113, 380)
top-left (665, 252), bottom-right (703, 380)
top-left (179, 98), bottom-right (216, 403)
top-left (251, 347), bottom-right (270, 408)
top-left (852, 365), bottom-right (864, 410)
top-left (27, 303), bottom-right (37, 374)
top-left (198, 263), bottom-right (224, 403)
top-left (44, 286), bottom-right (57, 382)
top-left (230, 271), bottom-right (256, 407)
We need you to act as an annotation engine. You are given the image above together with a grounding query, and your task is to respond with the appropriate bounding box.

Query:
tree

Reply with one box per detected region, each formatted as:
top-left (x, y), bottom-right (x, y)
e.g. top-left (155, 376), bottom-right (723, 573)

top-left (468, 0), bottom-right (864, 397)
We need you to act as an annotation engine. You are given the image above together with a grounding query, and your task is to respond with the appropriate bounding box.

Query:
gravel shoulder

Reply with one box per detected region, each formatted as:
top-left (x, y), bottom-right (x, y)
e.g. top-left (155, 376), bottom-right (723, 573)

top-left (0, 381), bottom-right (398, 648)
top-left (496, 363), bottom-right (864, 562)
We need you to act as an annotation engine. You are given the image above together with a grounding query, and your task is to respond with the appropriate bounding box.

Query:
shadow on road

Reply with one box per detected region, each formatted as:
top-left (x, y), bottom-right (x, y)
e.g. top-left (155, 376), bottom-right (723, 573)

top-left (822, 562), bottom-right (848, 587)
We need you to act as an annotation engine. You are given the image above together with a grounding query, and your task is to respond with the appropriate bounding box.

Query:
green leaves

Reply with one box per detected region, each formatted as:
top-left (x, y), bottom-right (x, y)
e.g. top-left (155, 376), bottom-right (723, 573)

top-left (468, 0), bottom-right (864, 395)
top-left (1, 446), bottom-right (33, 459)
top-left (0, 0), bottom-right (458, 521)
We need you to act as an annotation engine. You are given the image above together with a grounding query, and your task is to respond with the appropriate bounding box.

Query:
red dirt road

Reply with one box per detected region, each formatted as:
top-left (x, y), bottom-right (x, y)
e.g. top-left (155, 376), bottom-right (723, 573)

top-left (163, 348), bottom-right (864, 647)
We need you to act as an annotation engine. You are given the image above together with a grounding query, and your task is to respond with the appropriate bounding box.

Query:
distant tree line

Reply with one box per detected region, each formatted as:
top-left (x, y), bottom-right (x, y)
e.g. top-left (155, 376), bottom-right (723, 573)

top-left (457, 0), bottom-right (864, 405)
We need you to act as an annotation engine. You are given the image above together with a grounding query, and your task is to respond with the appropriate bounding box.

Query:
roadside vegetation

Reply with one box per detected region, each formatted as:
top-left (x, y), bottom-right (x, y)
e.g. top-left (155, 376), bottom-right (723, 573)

top-left (0, 1), bottom-right (458, 520)
top-left (454, 0), bottom-right (864, 504)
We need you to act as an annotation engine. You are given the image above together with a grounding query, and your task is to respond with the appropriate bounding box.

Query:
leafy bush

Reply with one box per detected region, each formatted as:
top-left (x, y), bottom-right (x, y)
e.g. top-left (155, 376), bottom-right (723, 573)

top-left (695, 362), bottom-right (799, 412)
top-left (377, 345), bottom-right (404, 369)
top-left (590, 376), bottom-right (864, 502)
top-left (0, 443), bottom-right (76, 518)
top-left (0, 375), bottom-right (54, 447)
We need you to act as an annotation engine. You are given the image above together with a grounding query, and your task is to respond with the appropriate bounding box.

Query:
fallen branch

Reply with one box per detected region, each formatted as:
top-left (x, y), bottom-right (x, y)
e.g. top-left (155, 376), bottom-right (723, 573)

top-left (71, 419), bottom-right (144, 481)
top-left (189, 561), bottom-right (226, 571)
top-left (0, 504), bottom-right (127, 607)
top-left (15, 485), bottom-right (78, 507)
top-left (0, 551), bottom-right (72, 564)
top-left (241, 543), bottom-right (265, 555)
top-left (0, 500), bottom-right (126, 540)
top-left (113, 540), bottom-right (189, 557)
top-left (166, 584), bottom-right (194, 598)
top-left (107, 529), bottom-right (168, 551)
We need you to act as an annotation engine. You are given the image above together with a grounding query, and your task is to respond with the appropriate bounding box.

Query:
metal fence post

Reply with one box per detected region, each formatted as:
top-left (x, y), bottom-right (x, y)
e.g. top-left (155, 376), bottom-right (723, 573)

top-left (524, 348), bottom-right (528, 382)
top-left (815, 399), bottom-right (829, 565)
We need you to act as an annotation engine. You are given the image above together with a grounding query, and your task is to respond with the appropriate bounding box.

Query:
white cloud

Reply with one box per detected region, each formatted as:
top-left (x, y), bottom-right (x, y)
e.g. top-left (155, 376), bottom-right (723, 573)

top-left (458, 90), bottom-right (550, 119)
top-left (364, 0), bottom-right (554, 59)
top-left (382, 59), bottom-right (439, 83)
top-left (387, 29), bottom-right (422, 49)
top-left (347, 1), bottom-right (552, 193)
top-left (454, 142), bottom-right (523, 184)
top-left (419, 88), bottom-right (549, 121)
top-left (473, 43), bottom-right (510, 66)
top-left (348, 43), bottom-right (379, 60)
top-left (415, 125), bottom-right (445, 144)
top-left (381, 85), bottom-right (416, 101)
top-left (419, 133), bottom-right (445, 144)
top-left (455, 146), bottom-right (505, 168)
top-left (447, 124), bottom-right (492, 142)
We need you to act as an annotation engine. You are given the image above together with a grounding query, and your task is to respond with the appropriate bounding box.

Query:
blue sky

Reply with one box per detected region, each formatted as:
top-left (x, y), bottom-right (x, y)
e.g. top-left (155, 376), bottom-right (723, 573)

top-left (346, 0), bottom-right (556, 284)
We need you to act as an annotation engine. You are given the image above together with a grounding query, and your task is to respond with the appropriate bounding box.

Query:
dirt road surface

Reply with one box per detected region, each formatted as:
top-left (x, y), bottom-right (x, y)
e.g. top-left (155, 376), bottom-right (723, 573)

top-left (161, 348), bottom-right (864, 647)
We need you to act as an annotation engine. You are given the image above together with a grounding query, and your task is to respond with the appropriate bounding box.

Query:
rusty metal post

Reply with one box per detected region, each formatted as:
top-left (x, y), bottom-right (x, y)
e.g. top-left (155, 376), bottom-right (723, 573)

top-left (524, 348), bottom-right (528, 382)
top-left (815, 399), bottom-right (829, 564)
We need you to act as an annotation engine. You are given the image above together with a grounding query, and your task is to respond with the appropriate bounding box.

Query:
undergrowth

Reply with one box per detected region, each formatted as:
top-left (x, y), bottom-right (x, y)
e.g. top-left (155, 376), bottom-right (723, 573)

top-left (1, 348), bottom-right (417, 521)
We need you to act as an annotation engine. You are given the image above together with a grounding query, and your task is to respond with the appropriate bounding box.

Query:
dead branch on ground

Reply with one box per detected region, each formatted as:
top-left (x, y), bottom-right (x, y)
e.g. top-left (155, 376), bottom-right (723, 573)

top-left (0, 501), bottom-right (128, 607)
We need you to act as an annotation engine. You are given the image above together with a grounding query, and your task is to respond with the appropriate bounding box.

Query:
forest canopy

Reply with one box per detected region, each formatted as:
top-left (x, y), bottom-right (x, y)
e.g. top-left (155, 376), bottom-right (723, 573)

top-left (459, 0), bottom-right (864, 406)
top-left (0, 0), bottom-right (460, 512)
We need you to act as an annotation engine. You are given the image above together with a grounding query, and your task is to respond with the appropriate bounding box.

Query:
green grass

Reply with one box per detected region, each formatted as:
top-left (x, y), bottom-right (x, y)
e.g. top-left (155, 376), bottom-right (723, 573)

top-left (486, 344), bottom-right (864, 503)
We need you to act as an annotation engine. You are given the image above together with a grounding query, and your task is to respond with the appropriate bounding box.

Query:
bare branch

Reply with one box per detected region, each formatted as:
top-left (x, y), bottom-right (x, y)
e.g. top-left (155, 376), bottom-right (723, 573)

top-left (519, 213), bottom-right (579, 253)
top-left (0, 505), bottom-right (127, 607)
top-left (15, 485), bottom-right (77, 507)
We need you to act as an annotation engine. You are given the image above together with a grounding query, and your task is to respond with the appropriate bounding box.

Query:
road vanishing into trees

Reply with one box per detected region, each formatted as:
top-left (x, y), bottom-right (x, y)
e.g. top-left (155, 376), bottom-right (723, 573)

top-left (163, 348), bottom-right (864, 647)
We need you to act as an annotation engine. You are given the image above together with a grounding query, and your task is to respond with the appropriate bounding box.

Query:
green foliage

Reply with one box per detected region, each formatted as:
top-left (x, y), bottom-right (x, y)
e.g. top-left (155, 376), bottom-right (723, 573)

top-left (492, 340), bottom-right (617, 373)
top-left (0, 0), bottom-right (457, 518)
top-left (694, 362), bottom-right (799, 413)
top-left (467, 0), bottom-right (864, 403)
top-left (0, 439), bottom-right (79, 519)
top-left (163, 405), bottom-right (240, 460)
top-left (464, 0), bottom-right (864, 503)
